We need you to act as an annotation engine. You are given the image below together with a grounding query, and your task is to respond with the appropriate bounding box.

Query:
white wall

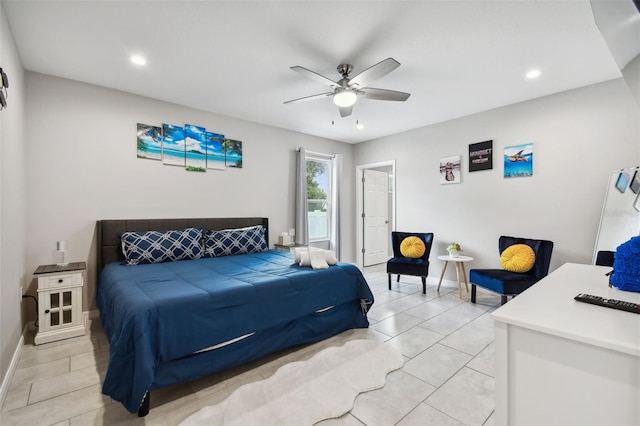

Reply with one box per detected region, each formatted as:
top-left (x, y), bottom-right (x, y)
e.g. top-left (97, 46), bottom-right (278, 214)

top-left (24, 72), bottom-right (356, 313)
top-left (354, 78), bottom-right (640, 282)
top-left (622, 53), bottom-right (640, 109)
top-left (0, 1), bottom-right (27, 387)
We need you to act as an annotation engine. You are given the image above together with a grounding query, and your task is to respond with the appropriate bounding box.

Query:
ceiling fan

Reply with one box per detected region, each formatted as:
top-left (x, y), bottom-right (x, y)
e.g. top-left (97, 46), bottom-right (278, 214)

top-left (284, 57), bottom-right (410, 118)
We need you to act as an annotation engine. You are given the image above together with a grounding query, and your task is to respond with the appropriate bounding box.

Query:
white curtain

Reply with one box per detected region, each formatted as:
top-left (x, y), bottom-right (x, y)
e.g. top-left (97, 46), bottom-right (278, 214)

top-left (330, 154), bottom-right (342, 260)
top-left (295, 147), bottom-right (309, 245)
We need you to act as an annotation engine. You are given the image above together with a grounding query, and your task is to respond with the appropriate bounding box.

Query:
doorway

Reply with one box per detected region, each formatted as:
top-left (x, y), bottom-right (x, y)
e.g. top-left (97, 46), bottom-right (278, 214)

top-left (356, 160), bottom-right (396, 267)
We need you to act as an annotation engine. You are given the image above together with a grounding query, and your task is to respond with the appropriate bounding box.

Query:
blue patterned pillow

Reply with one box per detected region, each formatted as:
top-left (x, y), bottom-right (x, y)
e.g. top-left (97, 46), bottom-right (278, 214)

top-left (204, 225), bottom-right (268, 257)
top-left (120, 227), bottom-right (204, 265)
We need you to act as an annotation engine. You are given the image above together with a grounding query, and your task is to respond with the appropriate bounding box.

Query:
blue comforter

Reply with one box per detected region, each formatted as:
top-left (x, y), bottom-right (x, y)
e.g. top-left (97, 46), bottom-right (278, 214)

top-left (97, 250), bottom-right (373, 413)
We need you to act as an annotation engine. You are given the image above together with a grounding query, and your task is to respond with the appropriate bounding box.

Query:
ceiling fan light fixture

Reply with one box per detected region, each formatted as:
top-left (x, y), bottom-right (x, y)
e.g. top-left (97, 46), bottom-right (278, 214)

top-left (333, 89), bottom-right (357, 107)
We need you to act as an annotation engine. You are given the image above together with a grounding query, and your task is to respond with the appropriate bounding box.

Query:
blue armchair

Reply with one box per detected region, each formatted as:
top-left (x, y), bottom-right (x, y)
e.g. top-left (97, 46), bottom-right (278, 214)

top-left (387, 231), bottom-right (434, 294)
top-left (469, 236), bottom-right (554, 305)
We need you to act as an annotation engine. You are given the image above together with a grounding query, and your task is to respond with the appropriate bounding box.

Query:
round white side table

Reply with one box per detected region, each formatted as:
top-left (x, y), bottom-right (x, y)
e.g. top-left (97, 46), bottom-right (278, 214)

top-left (437, 254), bottom-right (474, 298)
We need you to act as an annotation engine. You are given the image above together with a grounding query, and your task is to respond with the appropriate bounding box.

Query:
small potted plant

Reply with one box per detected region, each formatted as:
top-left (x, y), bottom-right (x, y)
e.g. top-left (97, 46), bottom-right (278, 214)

top-left (447, 242), bottom-right (462, 257)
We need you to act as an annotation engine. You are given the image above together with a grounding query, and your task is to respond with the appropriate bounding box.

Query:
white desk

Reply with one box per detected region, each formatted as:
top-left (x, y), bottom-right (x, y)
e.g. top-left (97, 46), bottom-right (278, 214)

top-left (437, 254), bottom-right (473, 298)
top-left (491, 263), bottom-right (640, 425)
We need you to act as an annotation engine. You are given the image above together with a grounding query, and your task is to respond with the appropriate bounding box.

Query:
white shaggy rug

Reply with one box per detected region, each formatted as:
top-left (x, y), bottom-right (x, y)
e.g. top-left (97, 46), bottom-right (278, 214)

top-left (180, 339), bottom-right (404, 426)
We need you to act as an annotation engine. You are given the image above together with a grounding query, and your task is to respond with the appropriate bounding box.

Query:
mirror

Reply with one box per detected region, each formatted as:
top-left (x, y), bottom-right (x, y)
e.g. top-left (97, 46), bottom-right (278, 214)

top-left (593, 167), bottom-right (640, 263)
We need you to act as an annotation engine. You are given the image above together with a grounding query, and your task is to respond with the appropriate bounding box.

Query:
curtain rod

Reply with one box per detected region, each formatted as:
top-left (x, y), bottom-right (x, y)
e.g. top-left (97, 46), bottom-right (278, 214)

top-left (296, 148), bottom-right (335, 159)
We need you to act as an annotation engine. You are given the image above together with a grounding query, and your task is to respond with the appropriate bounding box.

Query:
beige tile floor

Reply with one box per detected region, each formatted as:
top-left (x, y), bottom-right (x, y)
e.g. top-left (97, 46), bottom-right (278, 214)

top-left (1, 264), bottom-right (500, 426)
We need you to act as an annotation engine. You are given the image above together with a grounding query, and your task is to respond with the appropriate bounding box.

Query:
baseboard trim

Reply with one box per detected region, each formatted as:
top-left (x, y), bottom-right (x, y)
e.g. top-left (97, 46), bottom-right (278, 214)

top-left (0, 328), bottom-right (26, 409)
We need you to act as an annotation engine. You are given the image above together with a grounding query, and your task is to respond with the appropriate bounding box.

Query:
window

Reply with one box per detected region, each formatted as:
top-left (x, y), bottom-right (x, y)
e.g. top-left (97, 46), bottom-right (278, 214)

top-left (306, 156), bottom-right (332, 241)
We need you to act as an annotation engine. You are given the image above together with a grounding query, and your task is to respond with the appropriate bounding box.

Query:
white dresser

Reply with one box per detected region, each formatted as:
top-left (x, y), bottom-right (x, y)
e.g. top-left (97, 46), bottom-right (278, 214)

top-left (492, 263), bottom-right (640, 425)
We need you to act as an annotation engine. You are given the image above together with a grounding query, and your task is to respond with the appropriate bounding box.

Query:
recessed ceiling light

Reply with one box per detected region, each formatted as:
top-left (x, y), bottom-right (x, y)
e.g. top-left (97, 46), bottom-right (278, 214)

top-left (526, 69), bottom-right (541, 79)
top-left (130, 55), bottom-right (146, 66)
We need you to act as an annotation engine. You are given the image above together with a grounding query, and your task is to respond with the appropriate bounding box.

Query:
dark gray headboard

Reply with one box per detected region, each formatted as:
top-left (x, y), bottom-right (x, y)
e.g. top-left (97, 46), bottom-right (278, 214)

top-left (96, 217), bottom-right (269, 272)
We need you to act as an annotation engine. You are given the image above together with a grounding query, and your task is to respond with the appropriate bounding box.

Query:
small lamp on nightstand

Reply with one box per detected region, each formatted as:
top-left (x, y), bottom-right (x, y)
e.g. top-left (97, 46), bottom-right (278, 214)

top-left (56, 240), bottom-right (68, 266)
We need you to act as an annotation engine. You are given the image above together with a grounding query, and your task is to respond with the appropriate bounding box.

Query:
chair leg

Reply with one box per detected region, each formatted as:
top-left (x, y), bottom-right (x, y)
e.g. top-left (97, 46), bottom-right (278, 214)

top-left (471, 284), bottom-right (477, 303)
top-left (388, 274), bottom-right (391, 290)
top-left (501, 295), bottom-right (508, 305)
top-left (421, 276), bottom-right (426, 295)
top-left (397, 274), bottom-right (400, 282)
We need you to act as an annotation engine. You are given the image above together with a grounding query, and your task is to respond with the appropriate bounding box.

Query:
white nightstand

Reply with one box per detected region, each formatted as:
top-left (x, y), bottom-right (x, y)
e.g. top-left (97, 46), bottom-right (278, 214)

top-left (273, 243), bottom-right (306, 253)
top-left (33, 262), bottom-right (86, 345)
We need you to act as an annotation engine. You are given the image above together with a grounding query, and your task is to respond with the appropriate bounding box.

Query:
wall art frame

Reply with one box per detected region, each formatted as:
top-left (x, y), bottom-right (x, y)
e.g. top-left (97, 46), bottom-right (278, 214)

top-left (504, 143), bottom-right (533, 178)
top-left (440, 155), bottom-right (461, 184)
top-left (469, 140), bottom-right (493, 172)
top-left (137, 122), bottom-right (244, 173)
top-left (615, 170), bottom-right (631, 193)
top-left (629, 169), bottom-right (640, 194)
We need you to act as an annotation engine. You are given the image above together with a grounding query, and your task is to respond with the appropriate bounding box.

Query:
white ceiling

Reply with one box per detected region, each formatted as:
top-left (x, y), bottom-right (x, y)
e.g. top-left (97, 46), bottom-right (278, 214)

top-left (3, 0), bottom-right (629, 143)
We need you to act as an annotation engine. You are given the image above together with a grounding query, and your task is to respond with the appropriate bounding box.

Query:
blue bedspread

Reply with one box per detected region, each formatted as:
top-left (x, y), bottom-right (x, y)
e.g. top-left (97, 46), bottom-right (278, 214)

top-left (97, 250), bottom-right (374, 413)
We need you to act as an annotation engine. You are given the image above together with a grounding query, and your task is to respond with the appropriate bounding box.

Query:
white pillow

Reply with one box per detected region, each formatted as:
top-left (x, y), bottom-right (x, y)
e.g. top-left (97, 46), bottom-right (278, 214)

top-left (294, 247), bottom-right (337, 265)
top-left (309, 250), bottom-right (329, 270)
top-left (299, 250), bottom-right (329, 270)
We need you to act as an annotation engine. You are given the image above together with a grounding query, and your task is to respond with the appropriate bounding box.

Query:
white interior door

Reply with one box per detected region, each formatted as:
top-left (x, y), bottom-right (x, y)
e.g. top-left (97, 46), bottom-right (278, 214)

top-left (363, 169), bottom-right (390, 266)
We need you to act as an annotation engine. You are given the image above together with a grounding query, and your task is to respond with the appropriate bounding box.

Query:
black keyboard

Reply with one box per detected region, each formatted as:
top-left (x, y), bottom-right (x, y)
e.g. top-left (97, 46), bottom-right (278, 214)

top-left (574, 293), bottom-right (640, 314)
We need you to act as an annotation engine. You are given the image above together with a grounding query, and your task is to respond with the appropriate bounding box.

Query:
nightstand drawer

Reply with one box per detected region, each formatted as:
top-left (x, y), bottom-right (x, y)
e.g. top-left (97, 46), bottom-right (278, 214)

top-left (38, 273), bottom-right (82, 289)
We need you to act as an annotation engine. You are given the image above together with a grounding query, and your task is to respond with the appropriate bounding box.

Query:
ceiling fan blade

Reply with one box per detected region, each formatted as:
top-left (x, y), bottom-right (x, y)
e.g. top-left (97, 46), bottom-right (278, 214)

top-left (284, 92), bottom-right (333, 104)
top-left (290, 66), bottom-right (340, 88)
top-left (360, 87), bottom-right (410, 101)
top-left (338, 105), bottom-right (353, 117)
top-left (348, 58), bottom-right (400, 88)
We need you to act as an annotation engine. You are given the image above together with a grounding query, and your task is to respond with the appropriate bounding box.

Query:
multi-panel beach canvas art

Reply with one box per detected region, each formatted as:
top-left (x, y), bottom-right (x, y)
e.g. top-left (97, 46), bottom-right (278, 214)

top-left (206, 132), bottom-right (226, 170)
top-left (136, 123), bottom-right (162, 160)
top-left (224, 139), bottom-right (243, 168)
top-left (137, 122), bottom-right (244, 173)
top-left (162, 124), bottom-right (186, 167)
top-left (185, 124), bottom-right (207, 172)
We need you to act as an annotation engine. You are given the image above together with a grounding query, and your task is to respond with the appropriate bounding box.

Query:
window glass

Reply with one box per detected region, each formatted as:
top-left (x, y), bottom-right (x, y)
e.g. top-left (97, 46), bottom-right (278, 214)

top-left (63, 291), bottom-right (72, 306)
top-left (51, 293), bottom-right (59, 309)
top-left (51, 311), bottom-right (59, 326)
top-left (306, 157), bottom-right (331, 241)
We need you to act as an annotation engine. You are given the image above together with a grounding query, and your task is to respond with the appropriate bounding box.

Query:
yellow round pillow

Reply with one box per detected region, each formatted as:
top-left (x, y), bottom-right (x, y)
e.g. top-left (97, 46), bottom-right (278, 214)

top-left (400, 236), bottom-right (426, 258)
top-left (501, 244), bottom-right (536, 273)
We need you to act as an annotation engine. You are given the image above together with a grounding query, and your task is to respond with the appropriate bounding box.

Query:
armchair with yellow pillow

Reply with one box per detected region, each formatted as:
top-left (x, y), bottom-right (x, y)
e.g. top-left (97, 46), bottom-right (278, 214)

top-left (387, 231), bottom-right (434, 294)
top-left (469, 235), bottom-right (554, 305)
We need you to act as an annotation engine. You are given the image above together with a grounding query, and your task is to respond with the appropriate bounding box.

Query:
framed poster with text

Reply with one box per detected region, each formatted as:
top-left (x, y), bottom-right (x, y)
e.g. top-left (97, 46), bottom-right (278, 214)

top-left (469, 140), bottom-right (493, 172)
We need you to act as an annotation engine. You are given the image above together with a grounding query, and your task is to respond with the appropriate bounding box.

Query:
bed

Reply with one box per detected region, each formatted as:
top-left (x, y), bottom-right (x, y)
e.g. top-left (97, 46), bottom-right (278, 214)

top-left (96, 217), bottom-right (374, 416)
